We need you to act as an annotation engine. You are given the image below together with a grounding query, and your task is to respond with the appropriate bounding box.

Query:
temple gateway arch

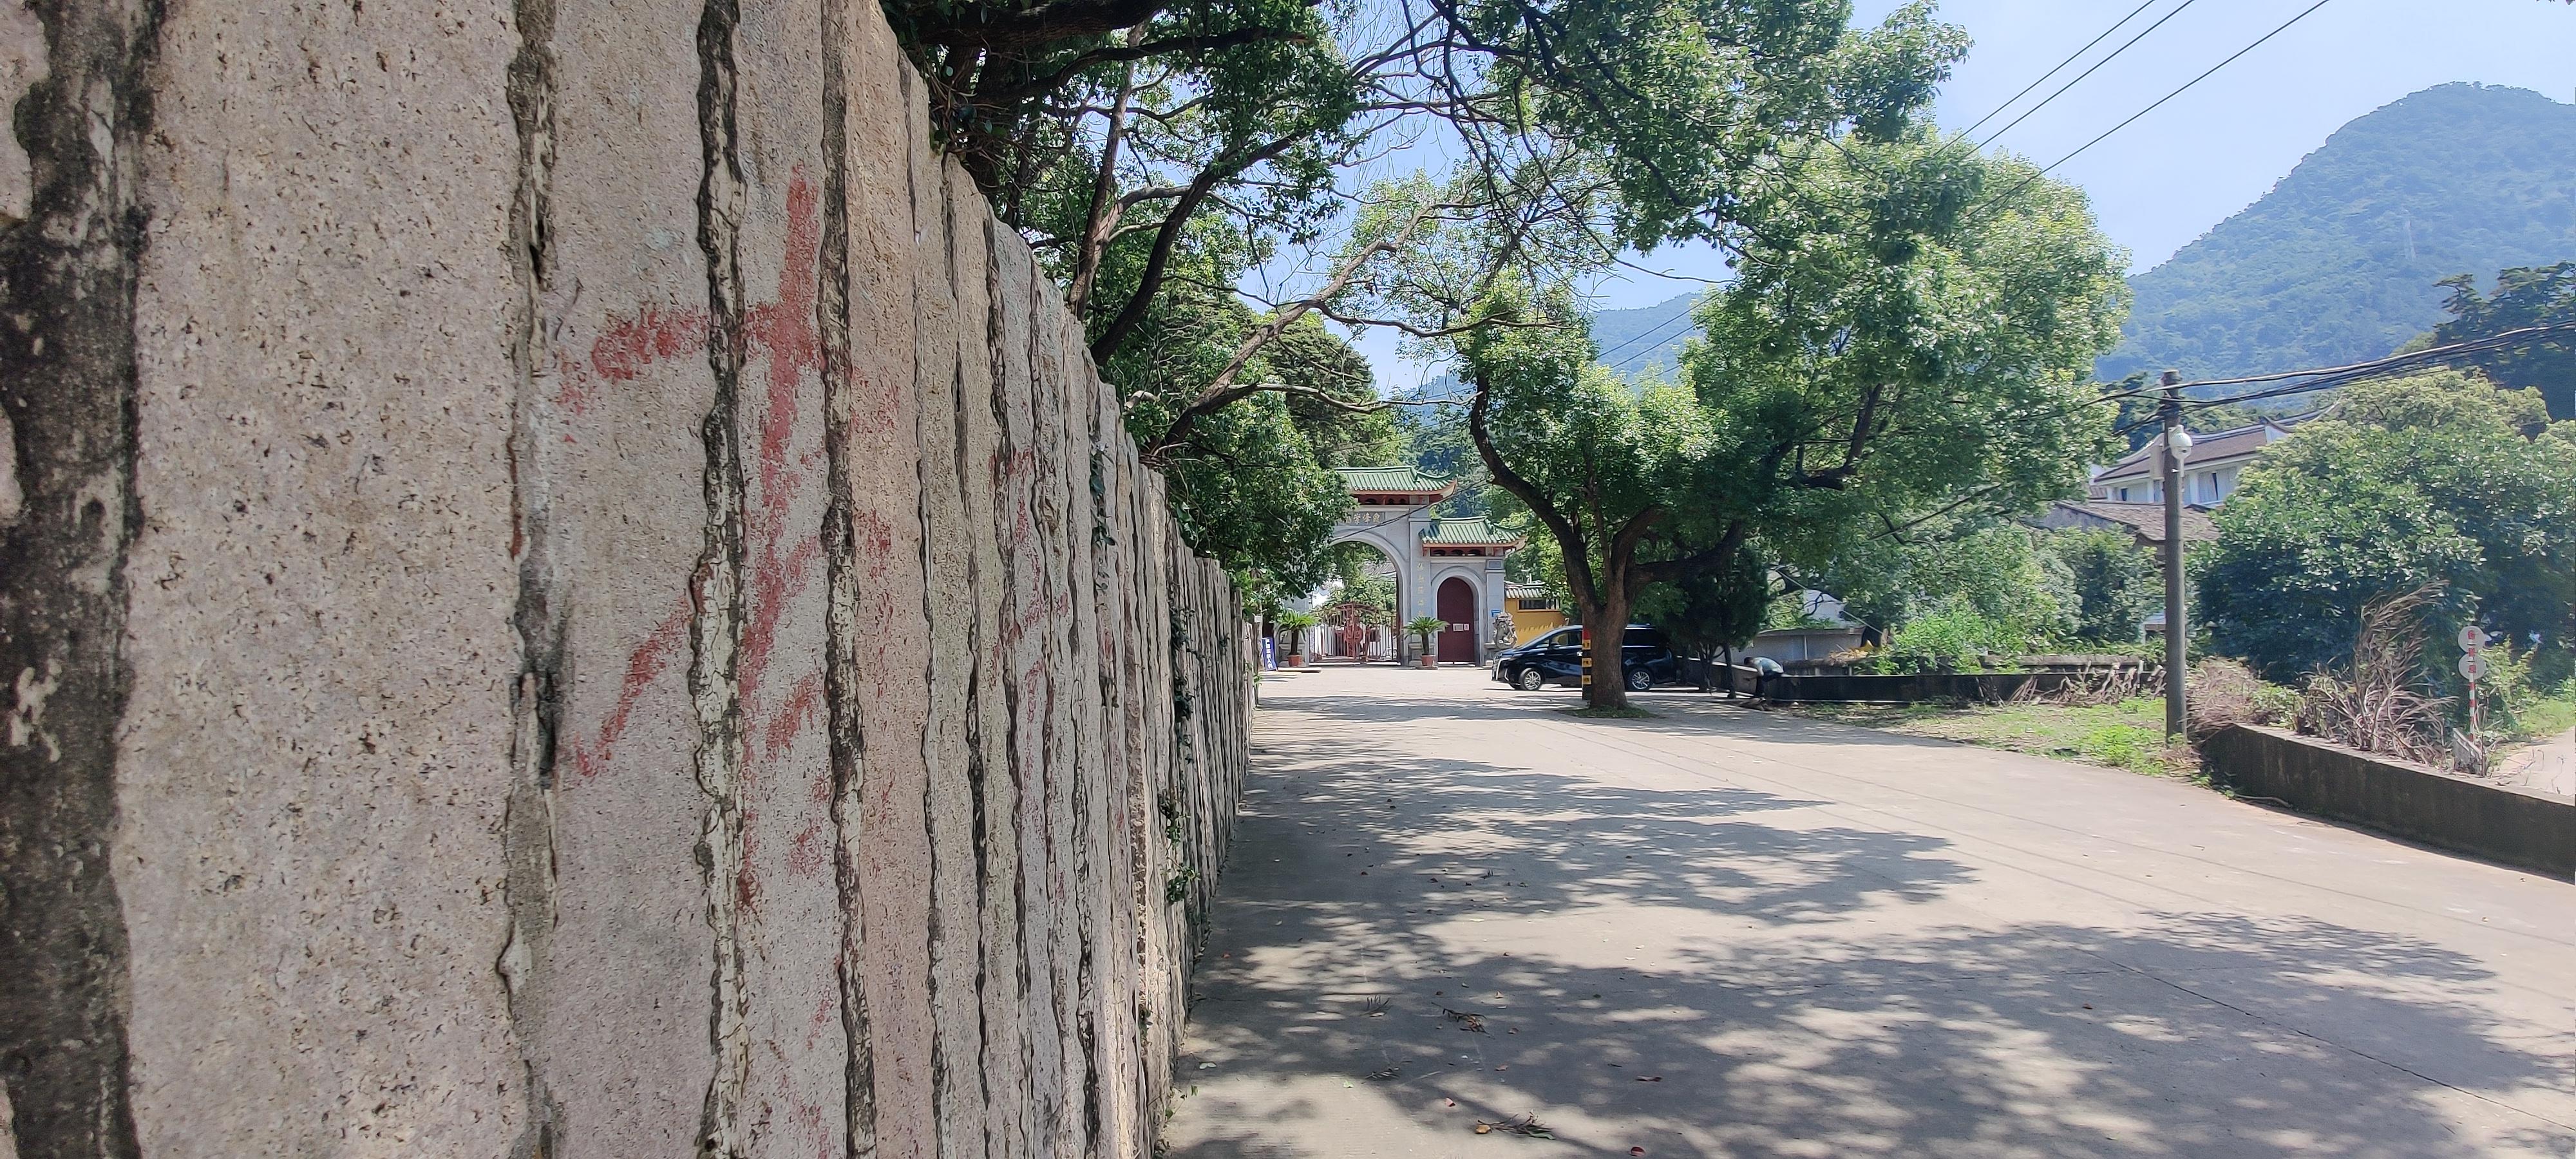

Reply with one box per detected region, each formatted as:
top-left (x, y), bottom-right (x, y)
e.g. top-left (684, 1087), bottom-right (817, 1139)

top-left (1323, 467), bottom-right (1522, 664)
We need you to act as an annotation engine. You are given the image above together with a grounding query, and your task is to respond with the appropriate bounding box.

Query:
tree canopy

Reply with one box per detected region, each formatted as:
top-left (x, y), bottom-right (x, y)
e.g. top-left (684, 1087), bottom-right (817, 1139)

top-left (1448, 131), bottom-right (2126, 706)
top-left (2198, 369), bottom-right (2576, 684)
top-left (885, 0), bottom-right (1974, 606)
top-left (2429, 262), bottom-right (2575, 421)
top-left (1633, 547), bottom-right (1770, 689)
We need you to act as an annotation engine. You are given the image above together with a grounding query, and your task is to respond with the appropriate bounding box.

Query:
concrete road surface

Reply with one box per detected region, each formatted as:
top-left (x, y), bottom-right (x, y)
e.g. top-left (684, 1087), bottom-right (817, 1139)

top-left (1162, 666), bottom-right (2574, 1158)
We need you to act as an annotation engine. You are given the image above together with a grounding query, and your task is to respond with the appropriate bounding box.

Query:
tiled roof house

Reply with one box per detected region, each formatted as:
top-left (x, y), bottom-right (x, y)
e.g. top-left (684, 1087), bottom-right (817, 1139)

top-left (2085, 413), bottom-right (2318, 507)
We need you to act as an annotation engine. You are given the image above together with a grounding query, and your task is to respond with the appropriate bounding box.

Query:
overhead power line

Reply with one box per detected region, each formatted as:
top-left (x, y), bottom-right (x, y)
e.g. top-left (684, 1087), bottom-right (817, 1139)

top-left (1965, 0), bottom-right (2199, 155)
top-left (1593, 304), bottom-right (1701, 370)
top-left (2174, 319), bottom-right (2576, 408)
top-left (1965, 0), bottom-right (2338, 225)
top-left (1949, 0), bottom-right (2164, 146)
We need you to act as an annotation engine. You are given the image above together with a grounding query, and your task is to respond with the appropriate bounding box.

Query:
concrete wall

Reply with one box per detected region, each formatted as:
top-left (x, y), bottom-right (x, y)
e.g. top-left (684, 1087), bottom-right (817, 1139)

top-left (1746, 671), bottom-right (2087, 704)
top-left (1739, 628), bottom-right (1864, 667)
top-left (2202, 726), bottom-right (2574, 880)
top-left (0, 1), bottom-right (1248, 1155)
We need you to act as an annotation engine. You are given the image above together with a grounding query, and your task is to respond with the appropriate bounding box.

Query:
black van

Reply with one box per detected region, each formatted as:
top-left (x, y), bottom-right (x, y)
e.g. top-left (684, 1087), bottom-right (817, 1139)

top-left (1492, 625), bottom-right (1679, 692)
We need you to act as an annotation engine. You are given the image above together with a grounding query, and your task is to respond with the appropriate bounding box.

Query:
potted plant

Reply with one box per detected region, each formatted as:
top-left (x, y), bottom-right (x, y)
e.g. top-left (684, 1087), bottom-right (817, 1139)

top-left (1406, 616), bottom-right (1448, 668)
top-left (1276, 610), bottom-right (1316, 667)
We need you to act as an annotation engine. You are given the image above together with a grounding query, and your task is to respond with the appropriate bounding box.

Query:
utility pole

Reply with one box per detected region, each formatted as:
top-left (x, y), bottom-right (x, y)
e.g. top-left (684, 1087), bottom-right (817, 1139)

top-left (2159, 370), bottom-right (2192, 739)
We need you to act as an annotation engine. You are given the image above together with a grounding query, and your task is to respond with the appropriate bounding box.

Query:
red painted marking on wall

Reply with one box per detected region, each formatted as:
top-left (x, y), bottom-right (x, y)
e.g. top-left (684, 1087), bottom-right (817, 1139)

top-left (802, 992), bottom-right (840, 1051)
top-left (763, 670), bottom-right (824, 762)
top-left (737, 174), bottom-right (828, 706)
top-left (784, 820), bottom-right (829, 878)
top-left (561, 171), bottom-right (840, 786)
top-left (565, 604), bottom-right (692, 782)
top-left (991, 592), bottom-right (1074, 671)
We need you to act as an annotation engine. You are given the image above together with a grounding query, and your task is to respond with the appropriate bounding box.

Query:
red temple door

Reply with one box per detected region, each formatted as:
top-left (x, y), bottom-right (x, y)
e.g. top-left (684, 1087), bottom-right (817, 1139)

top-left (1436, 578), bottom-right (1477, 664)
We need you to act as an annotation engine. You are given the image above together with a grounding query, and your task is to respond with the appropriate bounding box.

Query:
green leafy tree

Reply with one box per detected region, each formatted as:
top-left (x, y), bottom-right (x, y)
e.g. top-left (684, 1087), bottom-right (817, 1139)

top-left (1405, 616), bottom-right (1448, 662)
top-left (1457, 134), bottom-right (2126, 708)
top-left (1872, 604), bottom-right (2018, 674)
top-left (1156, 390), bottom-right (1352, 595)
top-left (2040, 527), bottom-right (2160, 645)
top-left (1634, 548), bottom-right (1770, 691)
top-left (898, 0), bottom-right (1969, 615)
top-left (1813, 520), bottom-right (2074, 652)
top-left (2429, 262), bottom-right (2575, 420)
top-left (2199, 369), bottom-right (2576, 683)
top-left (1274, 610), bottom-right (1318, 658)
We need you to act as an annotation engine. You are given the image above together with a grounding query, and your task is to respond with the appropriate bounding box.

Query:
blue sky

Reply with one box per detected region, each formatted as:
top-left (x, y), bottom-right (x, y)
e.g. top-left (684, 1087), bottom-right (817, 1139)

top-left (1351, 0), bottom-right (2576, 389)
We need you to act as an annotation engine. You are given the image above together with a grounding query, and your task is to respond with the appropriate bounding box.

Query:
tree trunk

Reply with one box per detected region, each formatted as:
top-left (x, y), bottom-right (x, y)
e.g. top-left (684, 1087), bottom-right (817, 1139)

top-left (1584, 590), bottom-right (1631, 710)
top-left (1722, 645), bottom-right (1735, 698)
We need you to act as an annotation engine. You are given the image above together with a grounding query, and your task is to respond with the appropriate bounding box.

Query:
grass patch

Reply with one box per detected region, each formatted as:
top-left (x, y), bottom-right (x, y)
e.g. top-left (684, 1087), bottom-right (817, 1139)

top-left (1796, 696), bottom-right (2190, 778)
top-left (2506, 685), bottom-right (2576, 742)
top-left (1559, 705), bottom-right (1658, 720)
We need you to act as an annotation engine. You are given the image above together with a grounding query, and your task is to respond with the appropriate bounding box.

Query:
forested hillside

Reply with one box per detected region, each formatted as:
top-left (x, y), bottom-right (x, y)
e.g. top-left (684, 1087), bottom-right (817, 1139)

top-left (2099, 83), bottom-right (2576, 382)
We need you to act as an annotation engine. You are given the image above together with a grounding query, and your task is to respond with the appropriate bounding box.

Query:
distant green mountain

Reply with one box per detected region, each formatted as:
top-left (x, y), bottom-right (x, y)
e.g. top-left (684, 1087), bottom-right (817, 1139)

top-left (1589, 292), bottom-right (1700, 379)
top-left (2099, 83), bottom-right (2576, 384)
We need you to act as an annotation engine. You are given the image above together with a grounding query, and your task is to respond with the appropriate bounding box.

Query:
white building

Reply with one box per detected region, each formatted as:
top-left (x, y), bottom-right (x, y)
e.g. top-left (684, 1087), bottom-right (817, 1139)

top-left (2086, 413), bottom-right (2315, 507)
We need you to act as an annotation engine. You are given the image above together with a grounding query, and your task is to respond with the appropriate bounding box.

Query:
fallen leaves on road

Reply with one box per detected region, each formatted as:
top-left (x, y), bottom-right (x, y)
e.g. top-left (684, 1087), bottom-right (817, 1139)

top-left (1365, 1066), bottom-right (1401, 1081)
top-left (1473, 1113), bottom-right (1553, 1138)
top-left (1634, 1076), bottom-right (1662, 1082)
top-left (1442, 1007), bottom-right (1488, 1033)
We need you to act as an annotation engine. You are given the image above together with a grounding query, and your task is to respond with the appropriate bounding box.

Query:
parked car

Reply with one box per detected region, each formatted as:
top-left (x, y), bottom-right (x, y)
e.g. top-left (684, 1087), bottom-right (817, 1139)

top-left (1492, 625), bottom-right (1680, 692)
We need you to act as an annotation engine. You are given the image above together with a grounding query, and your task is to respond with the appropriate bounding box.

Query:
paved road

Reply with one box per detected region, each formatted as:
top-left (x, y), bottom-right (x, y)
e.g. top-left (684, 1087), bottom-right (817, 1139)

top-left (1163, 666), bottom-right (2575, 1158)
top-left (2496, 727), bottom-right (2573, 800)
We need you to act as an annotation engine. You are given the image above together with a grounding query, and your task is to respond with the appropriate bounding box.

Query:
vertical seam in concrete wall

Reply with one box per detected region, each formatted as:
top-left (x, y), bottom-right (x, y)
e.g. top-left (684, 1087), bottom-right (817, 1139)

top-left (0, 0), bottom-right (158, 1152)
top-left (691, 0), bottom-right (752, 1153)
top-left (816, 1), bottom-right (878, 1153)
top-left (916, 133), bottom-right (954, 1156)
top-left (992, 229), bottom-right (1036, 1151)
top-left (499, 0), bottom-right (565, 1151)
top-left (960, 229), bottom-right (998, 1159)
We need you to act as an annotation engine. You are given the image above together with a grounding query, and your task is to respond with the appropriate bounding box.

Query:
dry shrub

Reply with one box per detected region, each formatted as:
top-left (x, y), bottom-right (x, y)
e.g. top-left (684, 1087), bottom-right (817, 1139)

top-left (2014, 660), bottom-right (2160, 708)
top-left (2186, 658), bottom-right (2297, 742)
top-left (2295, 585), bottom-right (2454, 768)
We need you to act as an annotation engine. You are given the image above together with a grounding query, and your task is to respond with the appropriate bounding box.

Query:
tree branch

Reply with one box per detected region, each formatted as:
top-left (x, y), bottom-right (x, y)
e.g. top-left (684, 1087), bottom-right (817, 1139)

top-left (1469, 373), bottom-right (1600, 612)
top-left (1140, 198), bottom-right (1447, 455)
top-left (1066, 39), bottom-right (1141, 318)
top-left (1089, 132), bottom-right (1308, 363)
top-left (918, 0), bottom-right (1168, 51)
top-left (985, 27), bottom-right (1307, 103)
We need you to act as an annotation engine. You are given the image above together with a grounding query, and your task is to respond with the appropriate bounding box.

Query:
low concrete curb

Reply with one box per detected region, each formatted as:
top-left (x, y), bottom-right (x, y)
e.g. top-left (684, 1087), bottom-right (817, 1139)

top-left (2202, 725), bottom-right (2575, 879)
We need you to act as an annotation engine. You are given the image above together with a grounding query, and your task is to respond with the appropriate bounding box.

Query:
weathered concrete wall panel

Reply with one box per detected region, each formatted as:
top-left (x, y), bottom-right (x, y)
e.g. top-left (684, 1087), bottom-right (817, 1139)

top-left (506, 0), bottom-right (732, 1149)
top-left (0, 0), bottom-right (1249, 1153)
top-left (118, 1), bottom-right (525, 1152)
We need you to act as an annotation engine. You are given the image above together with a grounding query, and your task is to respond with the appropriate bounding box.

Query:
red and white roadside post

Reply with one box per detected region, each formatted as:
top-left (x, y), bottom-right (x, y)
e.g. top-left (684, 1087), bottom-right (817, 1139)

top-left (2458, 624), bottom-right (2491, 764)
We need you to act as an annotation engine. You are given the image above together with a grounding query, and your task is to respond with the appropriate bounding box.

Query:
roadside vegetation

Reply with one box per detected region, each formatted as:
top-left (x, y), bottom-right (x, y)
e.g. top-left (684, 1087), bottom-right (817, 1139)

top-left (894, 0), bottom-right (2573, 750)
top-left (1792, 698), bottom-right (2188, 778)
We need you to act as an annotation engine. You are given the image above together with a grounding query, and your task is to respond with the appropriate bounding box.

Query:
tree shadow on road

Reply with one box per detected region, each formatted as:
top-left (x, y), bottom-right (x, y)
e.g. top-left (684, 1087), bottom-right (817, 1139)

top-left (1171, 692), bottom-right (2575, 1158)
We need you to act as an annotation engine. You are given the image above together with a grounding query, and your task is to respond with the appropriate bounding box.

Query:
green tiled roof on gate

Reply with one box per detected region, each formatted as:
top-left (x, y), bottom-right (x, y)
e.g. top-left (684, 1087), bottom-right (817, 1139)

top-left (1336, 466), bottom-right (1455, 495)
top-left (1418, 516), bottom-right (1522, 546)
